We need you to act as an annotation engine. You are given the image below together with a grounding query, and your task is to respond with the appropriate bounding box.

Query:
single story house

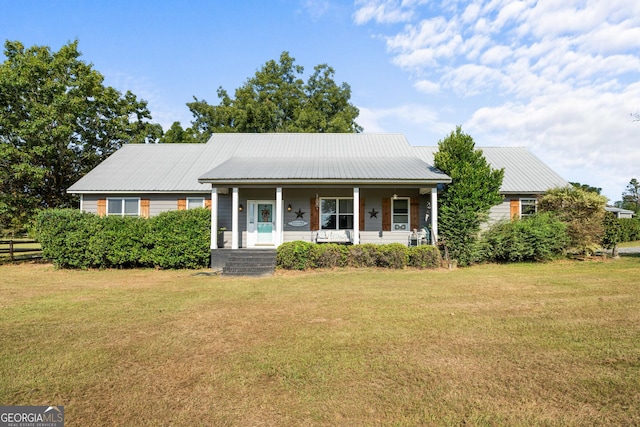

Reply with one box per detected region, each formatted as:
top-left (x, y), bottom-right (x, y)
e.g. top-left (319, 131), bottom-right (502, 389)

top-left (605, 206), bottom-right (636, 219)
top-left (68, 133), bottom-right (569, 256)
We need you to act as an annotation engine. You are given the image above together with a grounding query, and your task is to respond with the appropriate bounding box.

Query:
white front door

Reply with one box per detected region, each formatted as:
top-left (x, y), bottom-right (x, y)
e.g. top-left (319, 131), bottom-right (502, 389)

top-left (247, 200), bottom-right (276, 247)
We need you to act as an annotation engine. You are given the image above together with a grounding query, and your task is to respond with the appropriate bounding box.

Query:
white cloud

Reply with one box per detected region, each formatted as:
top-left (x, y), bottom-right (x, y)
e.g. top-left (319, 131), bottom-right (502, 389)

top-left (442, 64), bottom-right (506, 96)
top-left (461, 3), bottom-right (481, 24)
top-left (358, 104), bottom-right (453, 136)
top-left (300, 0), bottom-right (331, 19)
top-left (466, 82), bottom-right (640, 200)
top-left (480, 44), bottom-right (512, 65)
top-left (353, 0), bottom-right (427, 24)
top-left (415, 79), bottom-right (440, 94)
top-left (353, 0), bottom-right (640, 200)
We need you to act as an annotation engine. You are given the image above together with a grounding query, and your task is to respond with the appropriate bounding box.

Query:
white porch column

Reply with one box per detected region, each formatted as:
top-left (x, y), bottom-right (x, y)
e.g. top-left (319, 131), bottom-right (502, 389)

top-left (431, 187), bottom-right (438, 245)
top-left (210, 187), bottom-right (219, 249)
top-left (275, 187), bottom-right (283, 246)
top-left (353, 187), bottom-right (360, 245)
top-left (231, 187), bottom-right (239, 249)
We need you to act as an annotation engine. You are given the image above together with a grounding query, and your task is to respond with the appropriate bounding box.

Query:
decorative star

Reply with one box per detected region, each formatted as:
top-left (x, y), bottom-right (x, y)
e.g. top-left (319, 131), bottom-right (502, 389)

top-left (295, 208), bottom-right (305, 218)
top-left (369, 208), bottom-right (379, 219)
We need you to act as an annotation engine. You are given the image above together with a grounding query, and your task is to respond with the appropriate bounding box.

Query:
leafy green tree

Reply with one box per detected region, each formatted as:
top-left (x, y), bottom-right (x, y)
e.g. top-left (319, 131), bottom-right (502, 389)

top-left (620, 178), bottom-right (640, 214)
top-left (602, 211), bottom-right (622, 257)
top-left (0, 40), bottom-right (162, 232)
top-left (187, 51), bottom-right (361, 138)
top-left (538, 186), bottom-right (608, 255)
top-left (159, 121), bottom-right (200, 144)
top-left (570, 182), bottom-right (602, 194)
top-left (434, 126), bottom-right (504, 266)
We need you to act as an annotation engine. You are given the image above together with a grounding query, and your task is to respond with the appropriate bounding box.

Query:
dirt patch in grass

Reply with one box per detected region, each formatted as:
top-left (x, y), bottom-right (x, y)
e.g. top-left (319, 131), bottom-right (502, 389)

top-left (2, 260), bottom-right (640, 426)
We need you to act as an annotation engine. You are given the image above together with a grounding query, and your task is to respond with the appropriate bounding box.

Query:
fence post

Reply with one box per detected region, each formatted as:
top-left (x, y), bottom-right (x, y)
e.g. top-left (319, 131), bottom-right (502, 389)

top-left (9, 239), bottom-right (14, 262)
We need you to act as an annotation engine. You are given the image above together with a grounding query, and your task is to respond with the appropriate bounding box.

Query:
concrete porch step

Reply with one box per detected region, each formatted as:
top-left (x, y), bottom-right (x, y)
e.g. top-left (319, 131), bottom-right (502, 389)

top-left (214, 249), bottom-right (277, 277)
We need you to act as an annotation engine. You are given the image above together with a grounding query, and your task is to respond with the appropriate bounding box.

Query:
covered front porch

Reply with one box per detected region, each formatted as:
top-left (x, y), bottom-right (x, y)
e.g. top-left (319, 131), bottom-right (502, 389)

top-left (208, 185), bottom-right (441, 250)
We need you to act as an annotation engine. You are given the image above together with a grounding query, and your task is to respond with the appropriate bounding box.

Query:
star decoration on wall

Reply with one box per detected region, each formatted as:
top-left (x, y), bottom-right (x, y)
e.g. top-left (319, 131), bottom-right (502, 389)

top-left (295, 208), bottom-right (305, 218)
top-left (369, 208), bottom-right (379, 219)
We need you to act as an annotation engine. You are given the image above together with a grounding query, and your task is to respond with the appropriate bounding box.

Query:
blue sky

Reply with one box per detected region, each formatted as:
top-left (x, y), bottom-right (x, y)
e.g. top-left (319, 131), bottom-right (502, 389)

top-left (2, 0), bottom-right (639, 201)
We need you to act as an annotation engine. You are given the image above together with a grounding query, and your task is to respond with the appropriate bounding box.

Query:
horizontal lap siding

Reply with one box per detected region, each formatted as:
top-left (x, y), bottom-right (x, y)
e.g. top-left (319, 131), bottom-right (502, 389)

top-left (79, 194), bottom-right (211, 216)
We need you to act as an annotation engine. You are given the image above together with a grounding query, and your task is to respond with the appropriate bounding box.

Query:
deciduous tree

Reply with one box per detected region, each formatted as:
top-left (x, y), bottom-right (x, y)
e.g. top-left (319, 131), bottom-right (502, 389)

top-left (186, 52), bottom-right (361, 137)
top-left (159, 121), bottom-right (200, 144)
top-left (0, 40), bottom-right (162, 231)
top-left (538, 186), bottom-right (607, 255)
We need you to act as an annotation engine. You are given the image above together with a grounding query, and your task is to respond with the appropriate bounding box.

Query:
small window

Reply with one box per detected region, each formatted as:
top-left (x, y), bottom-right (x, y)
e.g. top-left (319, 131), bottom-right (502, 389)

top-left (392, 198), bottom-right (410, 231)
top-left (187, 197), bottom-right (205, 209)
top-left (520, 198), bottom-right (537, 217)
top-left (107, 198), bottom-right (139, 216)
top-left (321, 198), bottom-right (353, 230)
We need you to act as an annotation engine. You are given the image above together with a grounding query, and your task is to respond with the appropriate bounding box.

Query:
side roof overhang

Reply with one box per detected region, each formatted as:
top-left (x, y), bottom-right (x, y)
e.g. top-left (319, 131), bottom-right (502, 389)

top-left (412, 146), bottom-right (569, 194)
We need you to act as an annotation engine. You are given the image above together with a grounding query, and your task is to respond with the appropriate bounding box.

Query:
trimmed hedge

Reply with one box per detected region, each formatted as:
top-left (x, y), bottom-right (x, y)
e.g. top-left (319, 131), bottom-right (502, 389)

top-left (147, 209), bottom-right (211, 269)
top-left (276, 241), bottom-right (314, 270)
top-left (619, 218), bottom-right (640, 242)
top-left (276, 241), bottom-right (441, 270)
top-left (34, 208), bottom-right (211, 269)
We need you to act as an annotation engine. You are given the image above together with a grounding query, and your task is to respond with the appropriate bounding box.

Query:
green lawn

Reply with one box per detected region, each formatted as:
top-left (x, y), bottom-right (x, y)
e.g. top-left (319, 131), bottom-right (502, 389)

top-left (1, 259), bottom-right (639, 426)
top-left (618, 240), bottom-right (640, 248)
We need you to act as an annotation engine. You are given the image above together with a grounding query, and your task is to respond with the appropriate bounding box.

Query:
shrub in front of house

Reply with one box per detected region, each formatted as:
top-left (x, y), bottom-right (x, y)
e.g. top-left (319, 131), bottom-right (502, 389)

top-left (146, 209), bottom-right (211, 269)
top-left (97, 215), bottom-right (151, 268)
top-left (34, 208), bottom-right (211, 269)
top-left (276, 241), bottom-right (314, 270)
top-left (309, 243), bottom-right (349, 268)
top-left (35, 209), bottom-right (102, 268)
top-left (407, 245), bottom-right (441, 269)
top-left (277, 242), bottom-right (444, 270)
top-left (480, 213), bottom-right (569, 263)
top-left (375, 243), bottom-right (408, 269)
top-left (348, 244), bottom-right (380, 267)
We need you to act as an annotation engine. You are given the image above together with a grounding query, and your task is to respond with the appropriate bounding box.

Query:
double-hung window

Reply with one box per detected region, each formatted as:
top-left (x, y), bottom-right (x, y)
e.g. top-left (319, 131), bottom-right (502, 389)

top-left (392, 198), bottom-right (410, 231)
top-left (187, 197), bottom-right (205, 209)
top-left (520, 198), bottom-right (537, 218)
top-left (107, 198), bottom-right (139, 216)
top-left (321, 198), bottom-right (353, 230)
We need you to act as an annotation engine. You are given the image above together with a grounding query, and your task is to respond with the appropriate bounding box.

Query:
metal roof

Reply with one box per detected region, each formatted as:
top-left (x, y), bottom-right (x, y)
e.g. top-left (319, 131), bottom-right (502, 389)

top-left (68, 133), bottom-right (566, 194)
top-left (199, 156), bottom-right (448, 185)
top-left (413, 146), bottom-right (569, 193)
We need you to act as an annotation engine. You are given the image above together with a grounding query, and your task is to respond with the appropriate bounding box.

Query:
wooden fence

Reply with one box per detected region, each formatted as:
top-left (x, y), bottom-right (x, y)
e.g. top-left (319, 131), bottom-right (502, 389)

top-left (0, 239), bottom-right (42, 262)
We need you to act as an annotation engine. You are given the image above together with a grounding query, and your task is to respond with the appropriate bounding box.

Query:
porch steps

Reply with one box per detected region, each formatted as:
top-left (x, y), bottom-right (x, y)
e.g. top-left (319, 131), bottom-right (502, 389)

top-left (222, 249), bottom-right (277, 277)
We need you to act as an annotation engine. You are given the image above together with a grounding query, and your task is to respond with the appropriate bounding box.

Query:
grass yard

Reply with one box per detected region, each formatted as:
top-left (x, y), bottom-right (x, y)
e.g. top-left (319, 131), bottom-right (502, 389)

top-left (1, 258), bottom-right (639, 426)
top-left (619, 240), bottom-right (640, 248)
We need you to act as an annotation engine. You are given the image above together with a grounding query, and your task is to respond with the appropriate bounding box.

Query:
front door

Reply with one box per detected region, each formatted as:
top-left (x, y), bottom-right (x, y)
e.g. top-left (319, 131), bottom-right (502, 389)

top-left (247, 200), bottom-right (276, 247)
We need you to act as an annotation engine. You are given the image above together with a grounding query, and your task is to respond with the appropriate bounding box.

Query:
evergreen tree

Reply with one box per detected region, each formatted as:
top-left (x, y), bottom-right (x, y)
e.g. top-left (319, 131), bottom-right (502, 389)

top-left (434, 126), bottom-right (504, 266)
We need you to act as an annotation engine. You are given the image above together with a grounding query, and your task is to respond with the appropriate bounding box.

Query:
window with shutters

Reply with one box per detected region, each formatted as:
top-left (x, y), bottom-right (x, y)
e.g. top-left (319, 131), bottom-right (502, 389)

top-left (320, 198), bottom-right (353, 230)
top-left (392, 198), bottom-right (410, 231)
top-left (107, 198), bottom-right (140, 216)
top-left (187, 197), bottom-right (205, 209)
